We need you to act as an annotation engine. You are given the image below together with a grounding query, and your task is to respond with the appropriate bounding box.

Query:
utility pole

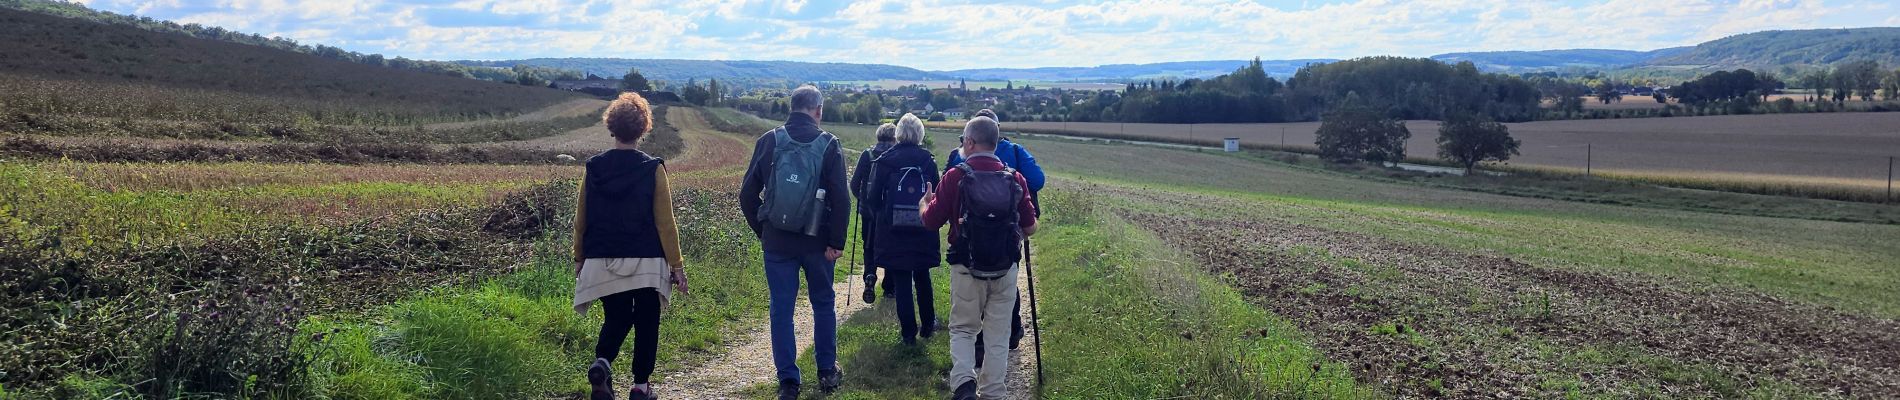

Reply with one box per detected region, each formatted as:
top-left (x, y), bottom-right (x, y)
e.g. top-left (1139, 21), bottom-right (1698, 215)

top-left (1280, 126), bottom-right (1286, 147)
top-left (1888, 156), bottom-right (1894, 203)
top-left (1586, 144), bottom-right (1593, 177)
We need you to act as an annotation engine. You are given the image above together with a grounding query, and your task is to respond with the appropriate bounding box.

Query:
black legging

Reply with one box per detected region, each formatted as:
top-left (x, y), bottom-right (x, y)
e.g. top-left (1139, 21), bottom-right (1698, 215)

top-left (595, 288), bottom-right (662, 384)
top-left (885, 268), bottom-right (936, 339)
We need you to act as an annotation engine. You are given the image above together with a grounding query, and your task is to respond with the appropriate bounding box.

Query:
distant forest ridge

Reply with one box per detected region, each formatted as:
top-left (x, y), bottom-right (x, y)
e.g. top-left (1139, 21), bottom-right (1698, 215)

top-left (1431, 48), bottom-right (1691, 72)
top-left (476, 27), bottom-right (1900, 85)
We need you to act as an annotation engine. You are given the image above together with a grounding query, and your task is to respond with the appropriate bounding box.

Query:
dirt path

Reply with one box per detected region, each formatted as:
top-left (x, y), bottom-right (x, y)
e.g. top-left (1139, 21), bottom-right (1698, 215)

top-left (1108, 187), bottom-right (1900, 398)
top-left (653, 281), bottom-right (873, 399)
top-left (1004, 258), bottom-right (1043, 399)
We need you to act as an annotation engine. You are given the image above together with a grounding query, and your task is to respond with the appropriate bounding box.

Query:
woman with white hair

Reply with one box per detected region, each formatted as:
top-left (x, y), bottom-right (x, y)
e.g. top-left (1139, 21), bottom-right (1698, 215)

top-left (863, 113), bottom-right (943, 345)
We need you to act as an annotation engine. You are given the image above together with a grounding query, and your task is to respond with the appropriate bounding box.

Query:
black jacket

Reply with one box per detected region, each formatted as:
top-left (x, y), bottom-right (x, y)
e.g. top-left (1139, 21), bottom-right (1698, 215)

top-left (739, 112), bottom-right (850, 254)
top-left (581, 149), bottom-right (666, 259)
top-left (850, 142), bottom-right (894, 216)
top-left (866, 143), bottom-right (941, 270)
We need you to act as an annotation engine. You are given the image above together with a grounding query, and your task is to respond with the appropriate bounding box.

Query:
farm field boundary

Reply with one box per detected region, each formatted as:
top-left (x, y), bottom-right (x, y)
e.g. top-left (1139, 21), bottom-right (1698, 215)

top-left (941, 117), bottom-right (1900, 203)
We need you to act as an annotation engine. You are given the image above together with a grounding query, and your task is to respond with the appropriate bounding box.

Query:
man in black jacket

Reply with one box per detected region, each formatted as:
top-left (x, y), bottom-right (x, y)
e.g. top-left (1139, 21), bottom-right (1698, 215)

top-left (739, 85), bottom-right (850, 399)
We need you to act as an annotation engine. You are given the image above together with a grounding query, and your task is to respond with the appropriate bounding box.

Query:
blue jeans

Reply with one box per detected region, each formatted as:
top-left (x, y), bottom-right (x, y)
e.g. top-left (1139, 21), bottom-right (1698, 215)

top-left (764, 250), bottom-right (837, 382)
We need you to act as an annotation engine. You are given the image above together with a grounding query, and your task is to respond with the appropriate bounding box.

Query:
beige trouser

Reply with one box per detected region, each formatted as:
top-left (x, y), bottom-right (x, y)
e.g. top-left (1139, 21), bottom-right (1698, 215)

top-left (947, 264), bottom-right (1019, 399)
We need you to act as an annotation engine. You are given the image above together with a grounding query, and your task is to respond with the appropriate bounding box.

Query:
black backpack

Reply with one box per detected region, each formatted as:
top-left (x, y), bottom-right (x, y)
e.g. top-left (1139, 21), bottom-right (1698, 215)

top-left (953, 163), bottom-right (1024, 277)
top-left (884, 165), bottom-right (930, 230)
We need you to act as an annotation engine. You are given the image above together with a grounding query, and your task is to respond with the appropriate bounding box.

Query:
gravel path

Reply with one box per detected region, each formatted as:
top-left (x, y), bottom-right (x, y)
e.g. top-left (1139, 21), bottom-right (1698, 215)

top-left (646, 275), bottom-right (873, 399)
top-left (1004, 258), bottom-right (1044, 399)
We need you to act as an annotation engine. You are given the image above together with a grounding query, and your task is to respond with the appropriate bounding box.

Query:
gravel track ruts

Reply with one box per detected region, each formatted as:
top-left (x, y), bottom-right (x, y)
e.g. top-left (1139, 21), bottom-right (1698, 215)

top-left (1108, 187), bottom-right (1899, 398)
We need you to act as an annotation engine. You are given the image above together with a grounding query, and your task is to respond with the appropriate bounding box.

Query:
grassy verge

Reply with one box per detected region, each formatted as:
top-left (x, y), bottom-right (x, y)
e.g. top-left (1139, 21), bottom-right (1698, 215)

top-left (751, 188), bottom-right (1370, 399)
top-left (297, 185), bottom-right (768, 399)
top-left (1030, 189), bottom-right (1369, 399)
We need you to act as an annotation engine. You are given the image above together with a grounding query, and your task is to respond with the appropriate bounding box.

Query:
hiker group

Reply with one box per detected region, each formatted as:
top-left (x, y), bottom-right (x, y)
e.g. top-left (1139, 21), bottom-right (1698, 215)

top-left (570, 86), bottom-right (1044, 400)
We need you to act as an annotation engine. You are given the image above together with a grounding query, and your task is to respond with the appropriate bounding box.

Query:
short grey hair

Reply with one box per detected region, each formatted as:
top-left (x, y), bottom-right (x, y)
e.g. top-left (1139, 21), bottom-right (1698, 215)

top-left (790, 85), bottom-right (823, 112)
top-left (874, 123), bottom-right (897, 143)
top-left (896, 113), bottom-right (925, 144)
top-left (963, 116), bottom-right (999, 149)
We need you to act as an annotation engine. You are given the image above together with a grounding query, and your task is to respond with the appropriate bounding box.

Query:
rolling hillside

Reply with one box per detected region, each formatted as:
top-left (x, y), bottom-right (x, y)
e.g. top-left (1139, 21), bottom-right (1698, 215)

top-left (454, 58), bottom-right (950, 83)
top-left (941, 59), bottom-right (1333, 80)
top-left (1431, 48), bottom-right (1689, 71)
top-left (0, 7), bottom-right (582, 127)
top-left (1647, 27), bottom-right (1900, 68)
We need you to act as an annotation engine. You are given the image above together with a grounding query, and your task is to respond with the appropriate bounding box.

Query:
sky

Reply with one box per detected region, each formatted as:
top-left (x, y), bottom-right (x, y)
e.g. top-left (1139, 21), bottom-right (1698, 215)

top-left (72, 0), bottom-right (1900, 71)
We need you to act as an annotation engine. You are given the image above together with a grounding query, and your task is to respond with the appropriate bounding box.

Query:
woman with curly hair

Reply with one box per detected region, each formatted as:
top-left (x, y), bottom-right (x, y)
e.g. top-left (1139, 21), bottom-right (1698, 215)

top-left (573, 92), bottom-right (688, 400)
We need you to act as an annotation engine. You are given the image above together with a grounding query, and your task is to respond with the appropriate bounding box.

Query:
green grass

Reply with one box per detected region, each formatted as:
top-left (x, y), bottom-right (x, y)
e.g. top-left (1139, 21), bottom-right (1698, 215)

top-left (1016, 135), bottom-right (1900, 319)
top-left (738, 267), bottom-right (958, 400)
top-left (297, 189), bottom-right (770, 399)
top-left (755, 189), bottom-right (1371, 399)
top-left (1029, 190), bottom-right (1369, 399)
top-left (0, 162), bottom-right (551, 247)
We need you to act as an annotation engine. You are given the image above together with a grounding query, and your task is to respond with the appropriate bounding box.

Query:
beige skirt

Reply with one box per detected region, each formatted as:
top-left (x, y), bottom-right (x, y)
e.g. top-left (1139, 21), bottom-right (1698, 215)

top-left (573, 257), bottom-right (674, 315)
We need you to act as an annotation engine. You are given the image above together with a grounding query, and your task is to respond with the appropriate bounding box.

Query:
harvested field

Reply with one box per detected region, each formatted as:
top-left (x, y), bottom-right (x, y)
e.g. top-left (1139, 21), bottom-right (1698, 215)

top-left (1004, 112), bottom-right (1900, 185)
top-left (1109, 187), bottom-right (1900, 398)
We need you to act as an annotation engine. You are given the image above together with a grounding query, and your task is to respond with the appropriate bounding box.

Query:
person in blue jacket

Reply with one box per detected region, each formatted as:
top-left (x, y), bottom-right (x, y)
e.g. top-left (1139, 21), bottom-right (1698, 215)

top-left (942, 109), bottom-right (1042, 359)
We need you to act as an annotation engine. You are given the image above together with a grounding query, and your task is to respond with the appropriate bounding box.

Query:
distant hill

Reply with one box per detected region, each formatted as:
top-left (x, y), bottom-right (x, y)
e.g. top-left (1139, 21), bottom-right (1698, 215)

top-left (1646, 27), bottom-right (1900, 68)
top-left (941, 59), bottom-right (1333, 81)
top-left (0, 7), bottom-right (580, 126)
top-left (1431, 48), bottom-right (1689, 72)
top-left (455, 58), bottom-right (950, 84)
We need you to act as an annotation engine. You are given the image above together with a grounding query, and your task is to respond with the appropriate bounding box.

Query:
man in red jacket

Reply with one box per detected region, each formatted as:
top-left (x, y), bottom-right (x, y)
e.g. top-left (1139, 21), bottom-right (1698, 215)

top-left (918, 116), bottom-right (1037, 400)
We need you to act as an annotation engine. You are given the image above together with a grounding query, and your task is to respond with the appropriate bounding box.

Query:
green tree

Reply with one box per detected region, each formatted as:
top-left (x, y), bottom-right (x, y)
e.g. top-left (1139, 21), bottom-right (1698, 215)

top-left (680, 79), bottom-right (711, 105)
top-left (1436, 114), bottom-right (1521, 175)
top-left (1882, 69), bottom-right (1900, 101)
top-left (1801, 69), bottom-right (1831, 101)
top-left (1839, 60), bottom-right (1884, 101)
top-left (620, 68), bottom-right (652, 91)
top-left (1315, 92), bottom-right (1409, 164)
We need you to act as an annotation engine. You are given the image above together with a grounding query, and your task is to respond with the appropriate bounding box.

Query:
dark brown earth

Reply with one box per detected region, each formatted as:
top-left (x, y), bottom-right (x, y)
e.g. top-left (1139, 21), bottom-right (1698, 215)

top-left (1109, 188), bottom-right (1900, 398)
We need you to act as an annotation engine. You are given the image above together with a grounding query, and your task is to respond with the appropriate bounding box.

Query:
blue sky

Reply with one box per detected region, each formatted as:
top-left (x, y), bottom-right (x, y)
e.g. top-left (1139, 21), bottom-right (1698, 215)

top-left (73, 0), bottom-right (1900, 70)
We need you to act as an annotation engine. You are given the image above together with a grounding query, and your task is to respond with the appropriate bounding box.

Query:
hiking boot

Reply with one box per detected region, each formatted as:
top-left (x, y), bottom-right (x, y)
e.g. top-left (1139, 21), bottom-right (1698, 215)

top-left (861, 274), bottom-right (878, 304)
top-left (818, 369), bottom-right (844, 393)
top-left (1010, 322), bottom-right (1026, 350)
top-left (776, 380), bottom-right (800, 400)
top-left (627, 383), bottom-right (653, 400)
top-left (949, 380), bottom-right (978, 400)
top-left (587, 358), bottom-right (615, 400)
top-left (920, 317), bottom-right (945, 339)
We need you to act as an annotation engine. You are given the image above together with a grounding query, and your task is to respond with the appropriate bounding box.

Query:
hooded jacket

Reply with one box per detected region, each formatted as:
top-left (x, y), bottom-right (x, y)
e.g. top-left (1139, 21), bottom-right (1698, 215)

top-left (867, 142), bottom-right (941, 270)
top-left (580, 149), bottom-right (667, 259)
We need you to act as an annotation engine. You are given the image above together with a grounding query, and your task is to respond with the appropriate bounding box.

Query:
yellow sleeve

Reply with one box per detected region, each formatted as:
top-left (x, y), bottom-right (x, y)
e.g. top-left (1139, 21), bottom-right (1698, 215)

top-left (572, 171), bottom-right (588, 263)
top-left (652, 166), bottom-right (684, 269)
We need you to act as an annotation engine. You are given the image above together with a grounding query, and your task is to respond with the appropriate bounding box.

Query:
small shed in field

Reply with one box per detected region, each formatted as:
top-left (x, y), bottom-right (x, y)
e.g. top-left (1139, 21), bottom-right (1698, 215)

top-left (1224, 138), bottom-right (1240, 152)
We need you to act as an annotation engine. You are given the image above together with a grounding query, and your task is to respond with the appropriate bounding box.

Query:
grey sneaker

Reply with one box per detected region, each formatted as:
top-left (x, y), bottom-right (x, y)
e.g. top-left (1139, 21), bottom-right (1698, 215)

top-left (587, 358), bottom-right (615, 400)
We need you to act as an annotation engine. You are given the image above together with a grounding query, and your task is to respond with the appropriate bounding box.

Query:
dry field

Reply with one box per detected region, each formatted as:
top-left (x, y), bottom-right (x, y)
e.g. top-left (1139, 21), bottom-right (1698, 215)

top-left (1005, 112), bottom-right (1900, 186)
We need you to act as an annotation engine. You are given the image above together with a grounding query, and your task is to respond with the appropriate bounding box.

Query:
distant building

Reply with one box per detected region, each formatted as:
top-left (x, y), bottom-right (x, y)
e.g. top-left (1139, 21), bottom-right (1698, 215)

top-left (944, 108), bottom-right (966, 119)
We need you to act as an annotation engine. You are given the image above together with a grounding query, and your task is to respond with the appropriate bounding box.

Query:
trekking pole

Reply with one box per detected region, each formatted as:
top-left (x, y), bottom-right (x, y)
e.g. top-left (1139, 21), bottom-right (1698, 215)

top-left (1023, 238), bottom-right (1045, 387)
top-left (845, 212), bottom-right (859, 309)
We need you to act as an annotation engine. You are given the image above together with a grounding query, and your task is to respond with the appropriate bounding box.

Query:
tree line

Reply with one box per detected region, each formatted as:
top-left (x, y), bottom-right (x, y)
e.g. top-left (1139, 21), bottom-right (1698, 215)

top-left (1058, 57), bottom-right (1544, 124)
